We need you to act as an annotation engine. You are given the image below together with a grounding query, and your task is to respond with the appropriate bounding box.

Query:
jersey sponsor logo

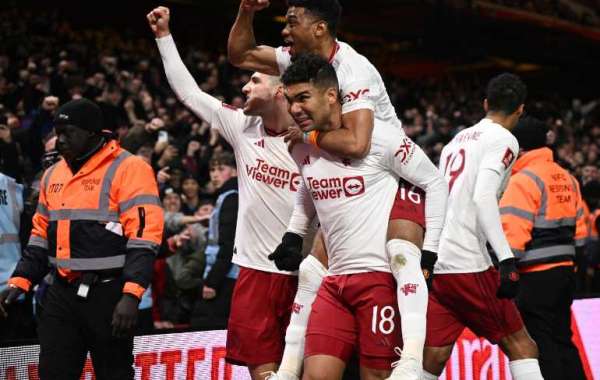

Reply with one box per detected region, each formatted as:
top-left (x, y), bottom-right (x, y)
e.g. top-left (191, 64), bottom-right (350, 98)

top-left (245, 158), bottom-right (300, 192)
top-left (306, 175), bottom-right (365, 200)
top-left (394, 137), bottom-right (415, 165)
top-left (400, 283), bottom-right (418, 296)
top-left (501, 148), bottom-right (515, 169)
top-left (254, 139), bottom-right (265, 148)
top-left (0, 189), bottom-right (7, 206)
top-left (342, 88), bottom-right (370, 104)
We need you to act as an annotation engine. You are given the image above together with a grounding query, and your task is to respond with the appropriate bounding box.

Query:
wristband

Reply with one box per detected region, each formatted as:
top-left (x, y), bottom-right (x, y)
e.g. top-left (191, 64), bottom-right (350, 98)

top-left (303, 130), bottom-right (320, 147)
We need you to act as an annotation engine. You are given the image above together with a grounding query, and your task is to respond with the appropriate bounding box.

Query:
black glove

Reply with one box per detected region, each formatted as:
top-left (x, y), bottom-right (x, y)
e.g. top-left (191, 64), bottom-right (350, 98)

top-left (497, 258), bottom-right (520, 299)
top-left (421, 250), bottom-right (438, 290)
top-left (0, 286), bottom-right (25, 318)
top-left (268, 232), bottom-right (304, 271)
top-left (112, 293), bottom-right (140, 338)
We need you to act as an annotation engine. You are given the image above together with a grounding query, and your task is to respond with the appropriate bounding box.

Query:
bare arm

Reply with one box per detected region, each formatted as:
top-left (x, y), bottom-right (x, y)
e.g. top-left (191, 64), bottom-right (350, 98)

top-left (227, 2), bottom-right (279, 75)
top-left (316, 109), bottom-right (374, 159)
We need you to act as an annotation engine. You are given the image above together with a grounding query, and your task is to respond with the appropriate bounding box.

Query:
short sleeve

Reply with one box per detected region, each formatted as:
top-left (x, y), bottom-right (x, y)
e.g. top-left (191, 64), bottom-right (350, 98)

top-left (275, 46), bottom-right (292, 75)
top-left (337, 62), bottom-right (377, 115)
top-left (479, 131), bottom-right (519, 175)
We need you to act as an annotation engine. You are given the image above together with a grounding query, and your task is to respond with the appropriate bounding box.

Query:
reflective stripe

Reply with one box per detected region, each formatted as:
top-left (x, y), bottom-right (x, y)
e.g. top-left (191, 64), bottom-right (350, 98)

top-left (99, 150), bottom-right (132, 211)
top-left (119, 194), bottom-right (161, 213)
top-left (48, 255), bottom-right (126, 270)
top-left (520, 245), bottom-right (575, 263)
top-left (512, 248), bottom-right (526, 256)
top-left (48, 209), bottom-right (119, 222)
top-left (521, 169), bottom-right (546, 216)
top-left (575, 238), bottom-right (586, 247)
top-left (533, 217), bottom-right (576, 228)
top-left (127, 238), bottom-right (159, 253)
top-left (28, 235), bottom-right (48, 249)
top-left (36, 203), bottom-right (49, 218)
top-left (576, 208), bottom-right (584, 219)
top-left (0, 234), bottom-right (19, 244)
top-left (500, 206), bottom-right (534, 221)
top-left (42, 163), bottom-right (59, 194)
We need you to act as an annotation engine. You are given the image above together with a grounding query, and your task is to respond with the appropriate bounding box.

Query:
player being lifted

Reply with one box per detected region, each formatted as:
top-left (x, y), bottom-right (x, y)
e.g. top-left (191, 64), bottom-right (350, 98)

top-left (422, 73), bottom-right (544, 380)
top-left (229, 2), bottom-right (445, 378)
top-left (277, 53), bottom-right (447, 380)
top-left (148, 7), bottom-right (312, 380)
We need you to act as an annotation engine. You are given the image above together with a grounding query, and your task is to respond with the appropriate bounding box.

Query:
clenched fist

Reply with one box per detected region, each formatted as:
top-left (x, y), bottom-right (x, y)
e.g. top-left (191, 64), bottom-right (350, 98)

top-left (240, 0), bottom-right (270, 12)
top-left (146, 6), bottom-right (171, 38)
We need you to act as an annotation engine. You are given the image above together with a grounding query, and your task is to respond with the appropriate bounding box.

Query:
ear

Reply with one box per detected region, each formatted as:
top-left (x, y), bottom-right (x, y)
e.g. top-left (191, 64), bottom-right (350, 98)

top-left (314, 21), bottom-right (327, 38)
top-left (326, 87), bottom-right (338, 105)
top-left (516, 104), bottom-right (525, 116)
top-left (483, 99), bottom-right (489, 113)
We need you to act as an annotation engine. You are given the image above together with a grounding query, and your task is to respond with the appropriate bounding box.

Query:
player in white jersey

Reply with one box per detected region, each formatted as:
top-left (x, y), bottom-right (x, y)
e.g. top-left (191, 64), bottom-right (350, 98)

top-left (422, 74), bottom-right (544, 380)
top-left (275, 53), bottom-right (446, 380)
top-left (148, 7), bottom-right (308, 379)
top-left (228, 2), bottom-right (438, 379)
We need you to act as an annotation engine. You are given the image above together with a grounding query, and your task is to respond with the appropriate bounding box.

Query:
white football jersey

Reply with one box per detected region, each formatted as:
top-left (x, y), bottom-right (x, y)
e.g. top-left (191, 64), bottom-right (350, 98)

top-left (291, 120), bottom-right (431, 275)
top-left (276, 41), bottom-right (403, 130)
top-left (436, 118), bottom-right (519, 273)
top-left (210, 106), bottom-right (302, 275)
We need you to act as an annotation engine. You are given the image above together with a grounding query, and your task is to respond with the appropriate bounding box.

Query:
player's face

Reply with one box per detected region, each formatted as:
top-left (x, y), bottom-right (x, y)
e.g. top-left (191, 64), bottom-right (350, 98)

top-left (241, 73), bottom-right (276, 116)
top-left (285, 82), bottom-right (333, 132)
top-left (282, 7), bottom-right (319, 56)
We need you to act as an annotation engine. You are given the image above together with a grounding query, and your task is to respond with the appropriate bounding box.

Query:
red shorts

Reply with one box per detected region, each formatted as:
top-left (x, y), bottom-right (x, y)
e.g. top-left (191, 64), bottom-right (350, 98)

top-left (226, 267), bottom-right (298, 366)
top-left (305, 272), bottom-right (402, 370)
top-left (426, 267), bottom-right (524, 346)
top-left (390, 179), bottom-right (425, 228)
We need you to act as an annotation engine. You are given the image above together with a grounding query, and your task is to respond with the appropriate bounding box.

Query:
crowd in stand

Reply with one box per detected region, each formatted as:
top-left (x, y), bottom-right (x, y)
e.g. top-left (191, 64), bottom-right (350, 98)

top-left (483, 0), bottom-right (600, 26)
top-left (1, 6), bottom-right (599, 340)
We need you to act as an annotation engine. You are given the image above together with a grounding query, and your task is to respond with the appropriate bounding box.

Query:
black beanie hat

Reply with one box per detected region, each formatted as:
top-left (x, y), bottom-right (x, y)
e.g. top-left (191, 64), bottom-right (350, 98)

top-left (511, 116), bottom-right (548, 151)
top-left (54, 98), bottom-right (103, 133)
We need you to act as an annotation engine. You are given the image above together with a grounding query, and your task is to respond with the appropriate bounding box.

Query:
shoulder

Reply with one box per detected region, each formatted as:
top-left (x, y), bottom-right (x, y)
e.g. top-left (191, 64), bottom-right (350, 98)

top-left (334, 41), bottom-right (375, 82)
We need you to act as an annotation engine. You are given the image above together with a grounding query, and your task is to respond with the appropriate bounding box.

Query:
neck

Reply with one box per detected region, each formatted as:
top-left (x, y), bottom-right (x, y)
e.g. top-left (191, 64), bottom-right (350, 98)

top-left (324, 104), bottom-right (343, 131)
top-left (68, 135), bottom-right (105, 172)
top-left (315, 37), bottom-right (337, 61)
top-left (261, 100), bottom-right (295, 134)
top-left (486, 112), bottom-right (513, 130)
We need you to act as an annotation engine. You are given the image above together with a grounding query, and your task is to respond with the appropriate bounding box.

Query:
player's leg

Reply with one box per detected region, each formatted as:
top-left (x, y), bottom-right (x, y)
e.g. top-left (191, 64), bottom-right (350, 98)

top-left (421, 274), bottom-right (465, 379)
top-left (302, 275), bottom-right (354, 380)
top-left (464, 268), bottom-right (543, 380)
top-left (276, 231), bottom-right (328, 379)
top-left (386, 182), bottom-right (428, 377)
top-left (351, 272), bottom-right (402, 380)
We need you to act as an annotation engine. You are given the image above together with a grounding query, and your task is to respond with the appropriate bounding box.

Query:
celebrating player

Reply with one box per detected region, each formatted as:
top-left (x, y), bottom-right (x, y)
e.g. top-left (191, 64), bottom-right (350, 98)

top-left (277, 53), bottom-right (447, 380)
top-left (229, 2), bottom-right (443, 378)
top-left (422, 73), bottom-right (544, 380)
top-left (148, 7), bottom-right (310, 379)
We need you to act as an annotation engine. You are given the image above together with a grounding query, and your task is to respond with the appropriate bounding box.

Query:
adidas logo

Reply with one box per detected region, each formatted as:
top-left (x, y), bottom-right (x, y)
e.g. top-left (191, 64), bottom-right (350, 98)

top-left (302, 156), bottom-right (310, 165)
top-left (254, 139), bottom-right (265, 148)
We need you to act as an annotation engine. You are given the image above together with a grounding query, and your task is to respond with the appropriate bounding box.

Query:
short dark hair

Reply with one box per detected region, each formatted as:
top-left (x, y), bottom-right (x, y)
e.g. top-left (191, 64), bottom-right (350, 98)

top-left (210, 151), bottom-right (236, 169)
top-left (281, 53), bottom-right (338, 92)
top-left (485, 73), bottom-right (527, 115)
top-left (288, 0), bottom-right (342, 37)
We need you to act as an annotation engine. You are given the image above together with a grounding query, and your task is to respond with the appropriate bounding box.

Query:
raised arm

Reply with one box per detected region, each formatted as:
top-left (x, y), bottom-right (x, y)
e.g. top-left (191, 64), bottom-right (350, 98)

top-left (227, 1), bottom-right (280, 75)
top-left (148, 7), bottom-right (221, 125)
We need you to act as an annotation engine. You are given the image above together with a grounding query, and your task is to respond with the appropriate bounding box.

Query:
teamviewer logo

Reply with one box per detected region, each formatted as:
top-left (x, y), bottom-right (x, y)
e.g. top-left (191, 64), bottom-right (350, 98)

top-left (343, 176), bottom-right (365, 197)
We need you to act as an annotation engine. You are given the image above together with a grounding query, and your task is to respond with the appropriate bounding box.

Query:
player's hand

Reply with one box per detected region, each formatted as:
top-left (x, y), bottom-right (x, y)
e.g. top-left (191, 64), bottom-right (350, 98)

top-left (420, 250), bottom-right (437, 291)
top-left (497, 258), bottom-right (520, 299)
top-left (285, 125), bottom-right (304, 154)
top-left (268, 232), bottom-right (304, 271)
top-left (147, 6), bottom-right (171, 38)
top-left (240, 0), bottom-right (270, 12)
top-left (202, 286), bottom-right (217, 300)
top-left (0, 286), bottom-right (24, 318)
top-left (112, 293), bottom-right (140, 338)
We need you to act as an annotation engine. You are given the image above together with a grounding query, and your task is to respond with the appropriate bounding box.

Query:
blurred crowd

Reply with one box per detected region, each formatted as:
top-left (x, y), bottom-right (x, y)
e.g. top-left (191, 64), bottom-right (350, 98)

top-left (0, 6), bottom-right (599, 341)
top-left (483, 0), bottom-right (600, 27)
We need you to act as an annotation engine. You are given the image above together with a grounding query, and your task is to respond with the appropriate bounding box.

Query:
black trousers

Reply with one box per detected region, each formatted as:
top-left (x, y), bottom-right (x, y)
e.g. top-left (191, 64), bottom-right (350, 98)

top-left (516, 266), bottom-right (586, 380)
top-left (37, 277), bottom-right (134, 380)
top-left (191, 278), bottom-right (236, 330)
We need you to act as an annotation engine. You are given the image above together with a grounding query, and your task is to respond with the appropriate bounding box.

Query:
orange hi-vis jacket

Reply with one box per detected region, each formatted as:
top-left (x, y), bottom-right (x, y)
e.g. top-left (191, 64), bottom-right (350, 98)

top-left (500, 148), bottom-right (586, 273)
top-left (8, 140), bottom-right (164, 299)
top-left (589, 208), bottom-right (600, 242)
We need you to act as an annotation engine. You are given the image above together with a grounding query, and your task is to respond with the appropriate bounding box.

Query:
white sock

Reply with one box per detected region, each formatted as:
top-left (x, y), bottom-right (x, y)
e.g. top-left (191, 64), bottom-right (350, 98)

top-left (509, 359), bottom-right (544, 380)
top-left (387, 239), bottom-right (428, 363)
top-left (422, 370), bottom-right (438, 380)
top-left (277, 255), bottom-right (327, 378)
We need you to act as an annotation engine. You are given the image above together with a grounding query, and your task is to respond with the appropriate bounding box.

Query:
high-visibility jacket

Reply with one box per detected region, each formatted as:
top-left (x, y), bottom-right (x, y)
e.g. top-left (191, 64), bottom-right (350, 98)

top-left (500, 148), bottom-right (586, 272)
top-left (8, 140), bottom-right (164, 299)
top-left (589, 208), bottom-right (600, 242)
top-left (0, 173), bottom-right (23, 292)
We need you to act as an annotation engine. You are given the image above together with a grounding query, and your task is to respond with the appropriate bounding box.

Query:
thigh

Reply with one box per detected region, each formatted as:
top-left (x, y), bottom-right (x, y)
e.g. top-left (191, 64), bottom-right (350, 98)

top-left (425, 276), bottom-right (465, 347)
top-left (305, 276), bottom-right (356, 364)
top-left (349, 272), bottom-right (401, 372)
top-left (38, 282), bottom-right (87, 380)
